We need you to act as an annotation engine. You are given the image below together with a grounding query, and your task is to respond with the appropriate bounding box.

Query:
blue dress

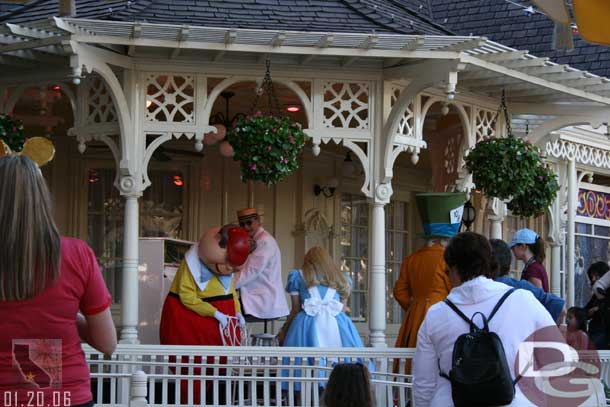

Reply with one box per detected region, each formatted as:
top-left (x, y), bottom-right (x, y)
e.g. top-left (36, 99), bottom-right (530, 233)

top-left (282, 269), bottom-right (364, 348)
top-left (281, 270), bottom-right (365, 391)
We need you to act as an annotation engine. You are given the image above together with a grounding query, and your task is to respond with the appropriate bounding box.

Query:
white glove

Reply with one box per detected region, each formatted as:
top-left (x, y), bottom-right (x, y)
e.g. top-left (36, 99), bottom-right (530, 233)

top-left (236, 312), bottom-right (246, 328)
top-left (214, 311), bottom-right (228, 329)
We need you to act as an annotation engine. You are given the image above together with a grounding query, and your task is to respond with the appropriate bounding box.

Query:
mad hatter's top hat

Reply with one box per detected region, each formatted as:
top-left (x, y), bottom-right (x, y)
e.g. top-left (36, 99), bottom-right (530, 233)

top-left (416, 192), bottom-right (466, 238)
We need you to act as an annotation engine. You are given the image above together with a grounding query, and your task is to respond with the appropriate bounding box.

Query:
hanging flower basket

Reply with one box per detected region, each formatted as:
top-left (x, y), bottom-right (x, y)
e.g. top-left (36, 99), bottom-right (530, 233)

top-left (507, 164), bottom-right (560, 218)
top-left (465, 136), bottom-right (545, 200)
top-left (226, 112), bottom-right (305, 185)
top-left (0, 113), bottom-right (25, 152)
top-left (223, 59), bottom-right (306, 185)
top-left (464, 91), bottom-right (558, 217)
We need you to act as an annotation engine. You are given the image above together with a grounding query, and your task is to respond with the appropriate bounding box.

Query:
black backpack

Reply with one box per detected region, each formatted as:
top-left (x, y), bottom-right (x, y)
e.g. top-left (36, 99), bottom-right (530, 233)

top-left (440, 288), bottom-right (518, 407)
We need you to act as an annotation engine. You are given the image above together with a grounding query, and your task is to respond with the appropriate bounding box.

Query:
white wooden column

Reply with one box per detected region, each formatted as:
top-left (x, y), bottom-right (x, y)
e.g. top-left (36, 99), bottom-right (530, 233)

top-left (566, 159), bottom-right (577, 308)
top-left (487, 198), bottom-right (506, 240)
top-left (368, 200), bottom-right (387, 347)
top-left (120, 190), bottom-right (141, 343)
top-left (550, 242), bottom-right (562, 297)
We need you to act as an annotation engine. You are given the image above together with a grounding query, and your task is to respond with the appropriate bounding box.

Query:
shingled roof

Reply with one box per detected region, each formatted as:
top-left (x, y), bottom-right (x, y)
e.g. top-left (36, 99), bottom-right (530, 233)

top-left (0, 0), bottom-right (452, 35)
top-left (428, 0), bottom-right (610, 78)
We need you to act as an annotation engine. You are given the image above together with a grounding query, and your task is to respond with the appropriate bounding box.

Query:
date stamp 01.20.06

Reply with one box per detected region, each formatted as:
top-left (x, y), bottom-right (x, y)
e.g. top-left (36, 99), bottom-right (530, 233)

top-left (3, 391), bottom-right (72, 407)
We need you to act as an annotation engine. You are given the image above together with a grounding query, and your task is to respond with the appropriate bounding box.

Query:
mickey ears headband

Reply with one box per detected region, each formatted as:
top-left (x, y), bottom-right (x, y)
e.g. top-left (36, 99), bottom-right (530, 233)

top-left (0, 138), bottom-right (55, 167)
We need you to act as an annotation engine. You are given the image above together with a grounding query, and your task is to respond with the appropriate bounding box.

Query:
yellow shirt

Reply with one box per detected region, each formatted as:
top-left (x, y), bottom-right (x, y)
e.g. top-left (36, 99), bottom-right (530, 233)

top-left (169, 259), bottom-right (241, 317)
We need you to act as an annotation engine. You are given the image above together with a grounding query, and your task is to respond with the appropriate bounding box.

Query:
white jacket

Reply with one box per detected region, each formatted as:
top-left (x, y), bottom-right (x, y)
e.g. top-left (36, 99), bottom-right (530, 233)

top-left (234, 227), bottom-right (289, 319)
top-left (413, 276), bottom-right (556, 407)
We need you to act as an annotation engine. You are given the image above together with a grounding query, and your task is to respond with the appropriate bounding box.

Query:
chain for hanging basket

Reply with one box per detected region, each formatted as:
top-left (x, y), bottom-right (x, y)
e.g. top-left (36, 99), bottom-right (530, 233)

top-left (225, 58), bottom-right (306, 185)
top-left (492, 89), bottom-right (513, 138)
top-left (250, 59), bottom-right (283, 117)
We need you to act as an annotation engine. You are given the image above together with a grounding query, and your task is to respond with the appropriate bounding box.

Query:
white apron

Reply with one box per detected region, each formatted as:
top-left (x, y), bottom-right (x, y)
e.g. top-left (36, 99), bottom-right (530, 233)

top-left (303, 285), bottom-right (344, 347)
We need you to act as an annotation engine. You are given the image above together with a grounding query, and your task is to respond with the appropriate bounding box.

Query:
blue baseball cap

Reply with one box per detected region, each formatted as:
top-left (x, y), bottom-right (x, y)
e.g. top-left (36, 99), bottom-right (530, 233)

top-left (509, 228), bottom-right (539, 248)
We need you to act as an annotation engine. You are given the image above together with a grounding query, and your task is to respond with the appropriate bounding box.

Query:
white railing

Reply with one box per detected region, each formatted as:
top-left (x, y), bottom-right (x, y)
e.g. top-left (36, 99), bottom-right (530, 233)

top-left (84, 344), bottom-right (415, 407)
top-left (85, 345), bottom-right (610, 407)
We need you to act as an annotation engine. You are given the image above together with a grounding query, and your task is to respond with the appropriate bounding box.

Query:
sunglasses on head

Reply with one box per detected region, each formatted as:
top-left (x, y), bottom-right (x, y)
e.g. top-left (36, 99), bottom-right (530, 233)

top-left (239, 219), bottom-right (254, 227)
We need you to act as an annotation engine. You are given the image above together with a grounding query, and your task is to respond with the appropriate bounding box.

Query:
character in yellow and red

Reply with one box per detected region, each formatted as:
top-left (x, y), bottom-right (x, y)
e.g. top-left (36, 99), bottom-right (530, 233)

top-left (159, 224), bottom-right (254, 403)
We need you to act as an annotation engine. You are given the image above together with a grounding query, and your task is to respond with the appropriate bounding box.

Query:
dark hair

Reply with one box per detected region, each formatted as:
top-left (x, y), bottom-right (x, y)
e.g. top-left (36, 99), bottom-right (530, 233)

top-left (444, 232), bottom-right (492, 282)
top-left (567, 307), bottom-right (588, 333)
top-left (490, 239), bottom-right (512, 278)
top-left (322, 363), bottom-right (374, 407)
top-left (527, 236), bottom-right (546, 264)
top-left (587, 261), bottom-right (610, 283)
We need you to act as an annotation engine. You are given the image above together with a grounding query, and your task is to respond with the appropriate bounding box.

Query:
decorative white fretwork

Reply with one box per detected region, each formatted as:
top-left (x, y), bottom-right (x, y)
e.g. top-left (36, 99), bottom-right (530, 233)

top-left (322, 82), bottom-right (369, 129)
top-left (145, 74), bottom-right (195, 123)
top-left (474, 108), bottom-right (496, 142)
top-left (444, 134), bottom-right (459, 176)
top-left (391, 86), bottom-right (413, 138)
top-left (85, 75), bottom-right (117, 124)
top-left (545, 139), bottom-right (610, 170)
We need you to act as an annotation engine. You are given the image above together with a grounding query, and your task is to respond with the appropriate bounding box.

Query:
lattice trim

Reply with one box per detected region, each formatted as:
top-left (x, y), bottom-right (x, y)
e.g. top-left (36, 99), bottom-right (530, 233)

top-left (546, 139), bottom-right (610, 170)
top-left (322, 82), bottom-right (369, 129)
top-left (145, 74), bottom-right (195, 123)
top-left (474, 108), bottom-right (496, 142)
top-left (86, 75), bottom-right (117, 124)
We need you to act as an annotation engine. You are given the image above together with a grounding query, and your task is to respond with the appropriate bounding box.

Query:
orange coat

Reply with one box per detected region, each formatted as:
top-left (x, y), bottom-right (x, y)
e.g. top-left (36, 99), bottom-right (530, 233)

top-left (394, 243), bottom-right (452, 349)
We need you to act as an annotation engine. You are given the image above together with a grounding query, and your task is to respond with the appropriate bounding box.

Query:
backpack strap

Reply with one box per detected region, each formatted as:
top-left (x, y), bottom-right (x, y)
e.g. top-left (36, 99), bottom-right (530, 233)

top-left (488, 288), bottom-right (517, 323)
top-left (443, 298), bottom-right (471, 325)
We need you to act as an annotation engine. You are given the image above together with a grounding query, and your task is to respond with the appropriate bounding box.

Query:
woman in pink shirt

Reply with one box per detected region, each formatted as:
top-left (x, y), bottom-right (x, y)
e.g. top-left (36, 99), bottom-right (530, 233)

top-left (0, 155), bottom-right (117, 407)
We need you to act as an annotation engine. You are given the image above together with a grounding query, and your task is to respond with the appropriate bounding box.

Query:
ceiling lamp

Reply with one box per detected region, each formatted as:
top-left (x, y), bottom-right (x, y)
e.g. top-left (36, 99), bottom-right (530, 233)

top-left (173, 175), bottom-right (184, 187)
top-left (286, 105), bottom-right (301, 113)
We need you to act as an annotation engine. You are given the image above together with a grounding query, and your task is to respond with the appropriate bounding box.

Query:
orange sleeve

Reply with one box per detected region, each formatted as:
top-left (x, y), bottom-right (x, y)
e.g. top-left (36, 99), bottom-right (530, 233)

top-left (393, 259), bottom-right (412, 311)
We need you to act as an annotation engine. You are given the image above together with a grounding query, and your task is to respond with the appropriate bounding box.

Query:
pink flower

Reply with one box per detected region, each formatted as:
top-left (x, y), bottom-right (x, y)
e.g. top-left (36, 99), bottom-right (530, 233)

top-left (249, 164), bottom-right (257, 171)
top-left (289, 136), bottom-right (295, 143)
top-left (524, 147), bottom-right (529, 152)
top-left (267, 146), bottom-right (272, 151)
top-left (255, 111), bottom-right (262, 117)
top-left (272, 128), bottom-right (277, 133)
top-left (283, 158), bottom-right (289, 164)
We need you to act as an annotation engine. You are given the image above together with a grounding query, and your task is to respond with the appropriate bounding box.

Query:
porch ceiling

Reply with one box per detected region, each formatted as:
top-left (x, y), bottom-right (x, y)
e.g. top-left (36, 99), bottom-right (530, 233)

top-left (2, 17), bottom-right (610, 106)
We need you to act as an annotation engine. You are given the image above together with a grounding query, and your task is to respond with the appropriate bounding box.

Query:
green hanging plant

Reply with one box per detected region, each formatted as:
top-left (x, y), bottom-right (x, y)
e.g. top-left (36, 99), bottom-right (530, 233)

top-left (226, 112), bottom-right (306, 185)
top-left (464, 90), bottom-right (559, 218)
top-left (507, 164), bottom-right (560, 218)
top-left (465, 136), bottom-right (544, 200)
top-left (0, 113), bottom-right (25, 152)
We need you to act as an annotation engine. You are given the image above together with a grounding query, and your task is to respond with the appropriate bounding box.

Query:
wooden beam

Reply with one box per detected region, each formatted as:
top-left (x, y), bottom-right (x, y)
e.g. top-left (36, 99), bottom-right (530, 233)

top-left (477, 50), bottom-right (529, 62)
top-left (501, 57), bottom-right (550, 69)
top-left (6, 23), bottom-right (54, 40)
top-left (0, 35), bottom-right (66, 54)
top-left (341, 56), bottom-right (359, 67)
top-left (359, 34), bottom-right (378, 49)
top-left (316, 34), bottom-right (334, 48)
top-left (213, 30), bottom-right (237, 62)
top-left (401, 35), bottom-right (425, 51)
top-left (128, 23), bottom-right (141, 57)
top-left (436, 37), bottom-right (487, 52)
top-left (271, 32), bottom-right (286, 47)
top-left (0, 54), bottom-right (37, 68)
top-left (299, 54), bottom-right (316, 65)
top-left (170, 26), bottom-right (189, 59)
top-left (4, 49), bottom-right (65, 65)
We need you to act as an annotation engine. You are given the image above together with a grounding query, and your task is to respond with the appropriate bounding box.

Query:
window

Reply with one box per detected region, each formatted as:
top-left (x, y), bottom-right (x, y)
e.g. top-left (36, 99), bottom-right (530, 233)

top-left (87, 168), bottom-right (185, 302)
top-left (575, 222), bottom-right (610, 307)
top-left (340, 194), bottom-right (410, 324)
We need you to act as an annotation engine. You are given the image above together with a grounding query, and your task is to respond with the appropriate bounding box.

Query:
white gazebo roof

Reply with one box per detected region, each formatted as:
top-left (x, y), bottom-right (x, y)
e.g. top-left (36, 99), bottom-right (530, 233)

top-left (1, 17), bottom-right (610, 106)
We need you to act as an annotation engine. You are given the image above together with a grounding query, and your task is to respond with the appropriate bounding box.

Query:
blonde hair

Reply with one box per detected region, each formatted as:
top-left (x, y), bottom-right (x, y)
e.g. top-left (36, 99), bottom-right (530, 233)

top-left (302, 246), bottom-right (350, 299)
top-left (0, 155), bottom-right (60, 301)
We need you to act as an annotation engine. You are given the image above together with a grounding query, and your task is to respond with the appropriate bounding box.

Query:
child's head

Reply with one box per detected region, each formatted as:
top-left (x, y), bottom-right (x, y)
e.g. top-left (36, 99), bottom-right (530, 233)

top-left (302, 246), bottom-right (350, 298)
top-left (566, 307), bottom-right (588, 332)
top-left (587, 261), bottom-right (610, 285)
top-left (322, 363), bottom-right (374, 407)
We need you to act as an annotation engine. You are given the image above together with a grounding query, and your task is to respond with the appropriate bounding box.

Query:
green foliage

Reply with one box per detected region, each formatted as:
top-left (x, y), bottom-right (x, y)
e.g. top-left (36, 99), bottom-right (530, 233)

top-left (0, 114), bottom-right (25, 152)
top-left (507, 165), bottom-right (560, 218)
top-left (465, 136), bottom-right (559, 218)
top-left (226, 113), bottom-right (306, 185)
